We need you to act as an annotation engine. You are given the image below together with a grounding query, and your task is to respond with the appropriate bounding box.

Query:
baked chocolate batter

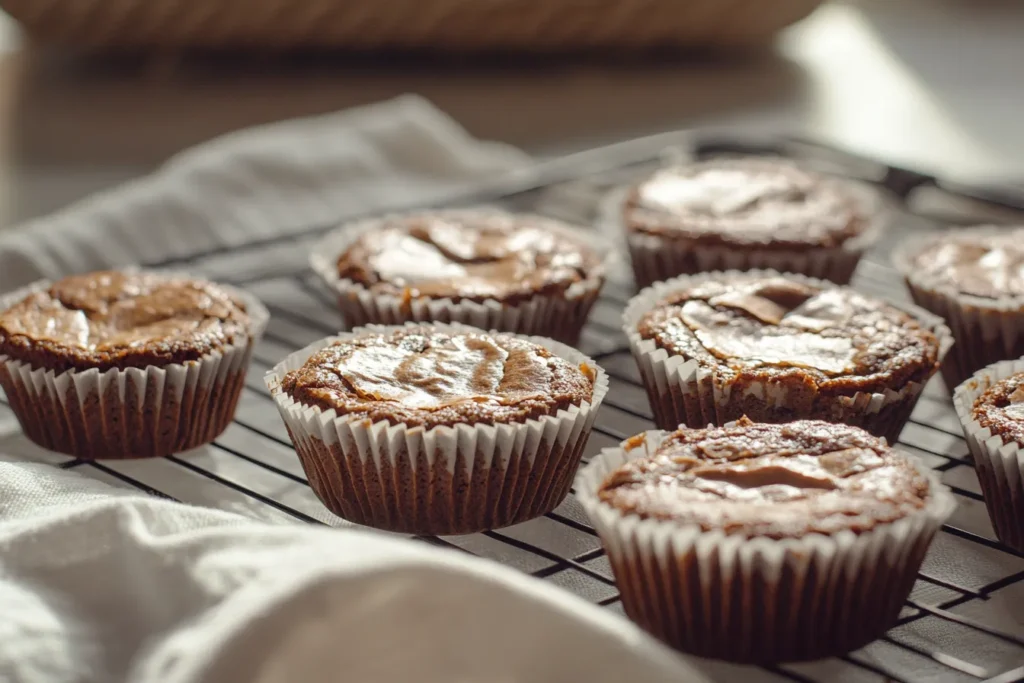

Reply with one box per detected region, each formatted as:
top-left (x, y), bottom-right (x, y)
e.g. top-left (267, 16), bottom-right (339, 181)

top-left (625, 158), bottom-right (866, 249)
top-left (637, 274), bottom-right (940, 396)
top-left (336, 211), bottom-right (601, 304)
top-left (911, 229), bottom-right (1024, 299)
top-left (599, 418), bottom-right (930, 538)
top-left (281, 327), bottom-right (595, 428)
top-left (972, 372), bottom-right (1024, 444)
top-left (0, 270), bottom-right (251, 372)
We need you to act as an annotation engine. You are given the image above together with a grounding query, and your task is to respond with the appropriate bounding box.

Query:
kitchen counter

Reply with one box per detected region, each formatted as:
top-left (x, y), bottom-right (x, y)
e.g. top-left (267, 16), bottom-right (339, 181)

top-left (0, 0), bottom-right (1021, 226)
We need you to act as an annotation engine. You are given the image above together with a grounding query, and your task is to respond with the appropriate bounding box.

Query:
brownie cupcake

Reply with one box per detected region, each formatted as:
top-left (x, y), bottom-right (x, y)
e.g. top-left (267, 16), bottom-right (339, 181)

top-left (623, 270), bottom-right (951, 443)
top-left (575, 418), bottom-right (955, 663)
top-left (620, 158), bottom-right (881, 288)
top-left (310, 208), bottom-right (607, 343)
top-left (953, 357), bottom-right (1024, 552)
top-left (265, 322), bottom-right (608, 534)
top-left (0, 270), bottom-right (268, 459)
top-left (894, 226), bottom-right (1024, 389)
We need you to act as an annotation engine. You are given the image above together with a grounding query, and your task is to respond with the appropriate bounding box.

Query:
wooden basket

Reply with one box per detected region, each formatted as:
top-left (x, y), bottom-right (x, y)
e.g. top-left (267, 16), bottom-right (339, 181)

top-left (0, 0), bottom-right (823, 51)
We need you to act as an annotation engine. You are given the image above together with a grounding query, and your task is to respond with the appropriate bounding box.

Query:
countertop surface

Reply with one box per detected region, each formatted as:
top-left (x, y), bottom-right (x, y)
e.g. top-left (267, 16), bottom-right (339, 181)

top-left (0, 0), bottom-right (1021, 227)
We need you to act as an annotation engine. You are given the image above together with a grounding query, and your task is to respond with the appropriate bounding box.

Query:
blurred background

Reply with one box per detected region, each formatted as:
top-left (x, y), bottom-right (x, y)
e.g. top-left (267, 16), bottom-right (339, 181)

top-left (0, 0), bottom-right (1020, 227)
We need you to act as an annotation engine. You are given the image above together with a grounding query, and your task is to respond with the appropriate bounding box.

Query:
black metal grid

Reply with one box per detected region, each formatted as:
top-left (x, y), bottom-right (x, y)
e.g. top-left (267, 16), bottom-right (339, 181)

top-left (2, 132), bottom-right (1024, 682)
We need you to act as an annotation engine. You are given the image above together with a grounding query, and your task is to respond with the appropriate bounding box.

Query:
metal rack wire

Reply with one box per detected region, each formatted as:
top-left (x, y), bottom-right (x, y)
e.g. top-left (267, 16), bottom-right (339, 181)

top-left (2, 132), bottom-right (1024, 682)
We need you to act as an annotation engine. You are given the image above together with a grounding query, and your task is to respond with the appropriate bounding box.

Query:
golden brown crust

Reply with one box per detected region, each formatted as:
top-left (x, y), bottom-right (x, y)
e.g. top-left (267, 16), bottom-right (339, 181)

top-left (0, 271), bottom-right (251, 373)
top-left (910, 228), bottom-right (1024, 300)
top-left (280, 327), bottom-right (594, 428)
top-left (636, 274), bottom-right (940, 397)
top-left (335, 211), bottom-right (602, 305)
top-left (622, 158), bottom-right (864, 249)
top-left (598, 418), bottom-right (930, 538)
top-left (624, 158), bottom-right (867, 249)
top-left (972, 372), bottom-right (1024, 444)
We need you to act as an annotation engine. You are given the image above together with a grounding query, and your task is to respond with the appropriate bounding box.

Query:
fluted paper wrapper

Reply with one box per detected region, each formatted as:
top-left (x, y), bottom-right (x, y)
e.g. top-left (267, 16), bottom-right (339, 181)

top-left (575, 432), bottom-right (956, 662)
top-left (894, 227), bottom-right (1024, 390)
top-left (310, 209), bottom-right (609, 344)
top-left (265, 321), bottom-right (609, 535)
top-left (602, 179), bottom-right (884, 289)
top-left (953, 357), bottom-right (1024, 552)
top-left (623, 269), bottom-right (953, 443)
top-left (0, 277), bottom-right (269, 460)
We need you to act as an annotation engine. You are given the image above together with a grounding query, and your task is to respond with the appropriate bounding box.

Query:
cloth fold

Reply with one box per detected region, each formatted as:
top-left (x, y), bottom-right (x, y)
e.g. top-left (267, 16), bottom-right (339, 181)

top-left (0, 94), bottom-right (529, 292)
top-left (0, 97), bottom-right (705, 682)
top-left (0, 462), bottom-right (700, 683)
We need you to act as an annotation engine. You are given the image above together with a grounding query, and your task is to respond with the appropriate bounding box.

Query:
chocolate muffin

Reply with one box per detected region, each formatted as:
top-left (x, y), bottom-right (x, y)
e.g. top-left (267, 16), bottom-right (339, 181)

top-left (575, 418), bottom-right (955, 663)
top-left (311, 208), bottom-right (606, 343)
top-left (266, 323), bottom-right (608, 534)
top-left (953, 358), bottom-right (1024, 552)
top-left (894, 226), bottom-right (1024, 388)
top-left (623, 270), bottom-right (950, 443)
top-left (972, 372), bottom-right (1024, 444)
top-left (621, 158), bottom-right (880, 288)
top-left (0, 270), bottom-right (268, 459)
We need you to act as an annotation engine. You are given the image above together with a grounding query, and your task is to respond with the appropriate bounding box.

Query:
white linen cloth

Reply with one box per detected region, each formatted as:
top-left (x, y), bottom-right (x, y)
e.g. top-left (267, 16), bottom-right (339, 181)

top-left (0, 96), bottom-right (707, 683)
top-left (0, 94), bottom-right (529, 292)
top-left (0, 462), bottom-right (698, 683)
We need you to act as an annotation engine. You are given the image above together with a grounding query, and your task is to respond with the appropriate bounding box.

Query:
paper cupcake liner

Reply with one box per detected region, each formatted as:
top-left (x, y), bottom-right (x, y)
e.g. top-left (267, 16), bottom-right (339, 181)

top-left (894, 227), bottom-right (1024, 390)
top-left (602, 177), bottom-right (885, 289)
top-left (310, 208), bottom-right (610, 344)
top-left (265, 321), bottom-right (610, 535)
top-left (623, 269), bottom-right (953, 443)
top-left (953, 357), bottom-right (1024, 553)
top-left (0, 276), bottom-right (269, 460)
top-left (625, 231), bottom-right (868, 290)
top-left (575, 431), bottom-right (956, 662)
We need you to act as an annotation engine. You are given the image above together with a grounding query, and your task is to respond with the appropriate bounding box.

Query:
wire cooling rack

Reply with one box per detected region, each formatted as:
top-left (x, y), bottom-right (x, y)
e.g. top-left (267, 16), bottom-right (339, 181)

top-left (2, 132), bottom-right (1024, 683)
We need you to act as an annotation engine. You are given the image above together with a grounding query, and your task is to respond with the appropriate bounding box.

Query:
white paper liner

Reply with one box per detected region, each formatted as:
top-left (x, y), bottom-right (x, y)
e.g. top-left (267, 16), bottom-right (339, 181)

top-left (574, 430), bottom-right (956, 662)
top-left (622, 269), bottom-right (953, 443)
top-left (893, 226), bottom-right (1024, 389)
top-left (0, 273), bottom-right (270, 460)
top-left (953, 357), bottom-right (1024, 552)
top-left (264, 321), bottom-right (610, 534)
top-left (310, 208), bottom-right (612, 343)
top-left (600, 172), bottom-right (886, 289)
